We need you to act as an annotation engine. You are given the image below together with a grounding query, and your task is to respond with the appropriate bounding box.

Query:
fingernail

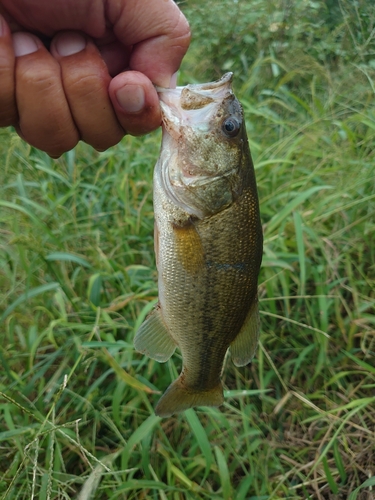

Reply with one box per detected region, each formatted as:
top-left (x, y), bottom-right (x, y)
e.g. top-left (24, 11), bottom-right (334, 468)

top-left (116, 85), bottom-right (145, 113)
top-left (12, 32), bottom-right (39, 56)
top-left (169, 72), bottom-right (178, 89)
top-left (55, 32), bottom-right (86, 56)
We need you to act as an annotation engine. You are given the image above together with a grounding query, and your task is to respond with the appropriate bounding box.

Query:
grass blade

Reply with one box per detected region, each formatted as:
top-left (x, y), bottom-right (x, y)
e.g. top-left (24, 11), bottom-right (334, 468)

top-left (185, 409), bottom-right (214, 479)
top-left (342, 350), bottom-right (375, 375)
top-left (100, 347), bottom-right (158, 394)
top-left (266, 186), bottom-right (332, 234)
top-left (45, 252), bottom-right (92, 268)
top-left (348, 476), bottom-right (375, 500)
top-left (1, 282), bottom-right (60, 322)
top-left (293, 210), bottom-right (306, 294)
top-left (121, 415), bottom-right (161, 470)
top-left (214, 446), bottom-right (232, 500)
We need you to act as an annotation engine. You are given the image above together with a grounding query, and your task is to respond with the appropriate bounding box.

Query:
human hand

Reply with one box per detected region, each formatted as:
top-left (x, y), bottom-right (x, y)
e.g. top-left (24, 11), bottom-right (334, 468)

top-left (0, 0), bottom-right (190, 156)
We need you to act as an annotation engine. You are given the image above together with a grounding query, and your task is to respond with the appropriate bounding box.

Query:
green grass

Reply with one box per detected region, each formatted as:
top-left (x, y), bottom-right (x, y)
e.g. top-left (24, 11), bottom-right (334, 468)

top-left (1, 1), bottom-right (375, 498)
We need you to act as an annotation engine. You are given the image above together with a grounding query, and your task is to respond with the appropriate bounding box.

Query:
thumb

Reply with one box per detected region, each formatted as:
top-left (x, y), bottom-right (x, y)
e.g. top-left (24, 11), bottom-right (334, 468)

top-left (107, 0), bottom-right (190, 87)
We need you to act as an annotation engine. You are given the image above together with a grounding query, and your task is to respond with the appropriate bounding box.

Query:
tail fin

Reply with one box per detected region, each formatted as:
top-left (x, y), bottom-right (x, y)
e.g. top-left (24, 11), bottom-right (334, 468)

top-left (155, 377), bottom-right (224, 417)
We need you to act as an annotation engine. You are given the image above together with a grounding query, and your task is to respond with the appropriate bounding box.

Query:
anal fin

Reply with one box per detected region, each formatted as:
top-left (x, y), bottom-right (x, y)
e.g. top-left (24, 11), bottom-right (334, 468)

top-left (230, 299), bottom-right (260, 367)
top-left (134, 305), bottom-right (176, 362)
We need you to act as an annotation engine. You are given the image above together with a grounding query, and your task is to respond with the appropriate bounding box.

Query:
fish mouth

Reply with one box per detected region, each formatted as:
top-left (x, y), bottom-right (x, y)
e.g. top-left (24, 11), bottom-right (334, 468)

top-left (156, 72), bottom-right (234, 128)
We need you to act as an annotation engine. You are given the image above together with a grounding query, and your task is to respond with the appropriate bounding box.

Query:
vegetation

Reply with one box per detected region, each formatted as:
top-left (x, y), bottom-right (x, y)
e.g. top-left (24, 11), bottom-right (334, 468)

top-left (1, 0), bottom-right (375, 498)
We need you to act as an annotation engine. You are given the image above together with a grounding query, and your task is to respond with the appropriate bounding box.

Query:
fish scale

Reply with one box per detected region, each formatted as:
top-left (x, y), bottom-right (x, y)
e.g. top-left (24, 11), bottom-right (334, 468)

top-left (134, 73), bottom-right (263, 417)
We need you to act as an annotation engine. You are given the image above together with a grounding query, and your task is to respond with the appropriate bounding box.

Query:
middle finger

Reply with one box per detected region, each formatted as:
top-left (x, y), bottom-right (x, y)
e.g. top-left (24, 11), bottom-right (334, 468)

top-left (50, 31), bottom-right (124, 151)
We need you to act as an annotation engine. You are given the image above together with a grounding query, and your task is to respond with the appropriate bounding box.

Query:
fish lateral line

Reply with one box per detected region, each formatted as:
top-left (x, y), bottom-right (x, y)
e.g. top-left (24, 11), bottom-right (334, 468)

top-left (205, 260), bottom-right (249, 272)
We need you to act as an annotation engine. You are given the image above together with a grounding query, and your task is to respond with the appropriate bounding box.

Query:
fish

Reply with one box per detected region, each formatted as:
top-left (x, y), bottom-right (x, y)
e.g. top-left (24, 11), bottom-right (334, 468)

top-left (134, 72), bottom-right (263, 417)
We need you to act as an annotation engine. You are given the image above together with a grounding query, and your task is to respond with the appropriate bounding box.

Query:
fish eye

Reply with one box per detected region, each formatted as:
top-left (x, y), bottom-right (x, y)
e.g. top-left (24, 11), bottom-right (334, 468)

top-left (222, 117), bottom-right (241, 138)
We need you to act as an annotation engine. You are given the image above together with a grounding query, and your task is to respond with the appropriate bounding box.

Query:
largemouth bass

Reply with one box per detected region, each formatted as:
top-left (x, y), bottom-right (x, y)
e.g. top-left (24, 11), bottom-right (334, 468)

top-left (134, 73), bottom-right (263, 417)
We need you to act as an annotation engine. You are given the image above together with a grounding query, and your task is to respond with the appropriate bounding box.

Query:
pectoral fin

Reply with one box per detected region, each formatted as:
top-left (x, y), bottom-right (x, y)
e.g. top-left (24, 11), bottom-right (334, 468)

top-left (134, 305), bottom-right (176, 362)
top-left (230, 299), bottom-right (260, 367)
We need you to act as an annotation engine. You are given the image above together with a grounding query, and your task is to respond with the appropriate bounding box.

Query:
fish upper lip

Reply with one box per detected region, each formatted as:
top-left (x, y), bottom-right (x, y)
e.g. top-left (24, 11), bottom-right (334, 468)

top-left (155, 72), bottom-right (233, 94)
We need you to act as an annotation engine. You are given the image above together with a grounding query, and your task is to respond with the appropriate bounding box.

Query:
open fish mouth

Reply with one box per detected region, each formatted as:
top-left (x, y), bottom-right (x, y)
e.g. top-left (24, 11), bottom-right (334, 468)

top-left (156, 72), bottom-right (234, 128)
